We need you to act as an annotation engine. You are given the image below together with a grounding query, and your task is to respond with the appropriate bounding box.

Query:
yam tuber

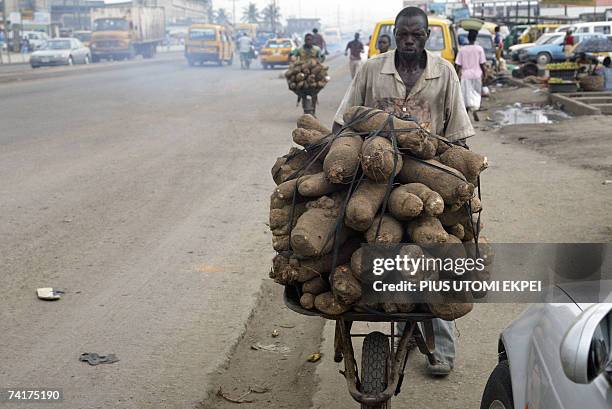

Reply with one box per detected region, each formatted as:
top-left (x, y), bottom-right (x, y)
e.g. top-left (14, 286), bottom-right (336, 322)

top-left (388, 186), bottom-right (424, 220)
top-left (314, 292), bottom-right (350, 315)
top-left (398, 157), bottom-right (474, 206)
top-left (439, 146), bottom-right (488, 184)
top-left (300, 293), bottom-right (315, 310)
top-left (303, 276), bottom-right (330, 295)
top-left (401, 183), bottom-right (444, 216)
top-left (323, 132), bottom-right (363, 183)
top-left (344, 180), bottom-right (387, 231)
top-left (300, 238), bottom-right (361, 276)
top-left (331, 265), bottom-right (362, 305)
top-left (360, 136), bottom-right (403, 183)
top-left (293, 128), bottom-right (327, 147)
top-left (297, 172), bottom-right (344, 197)
top-left (407, 216), bottom-right (449, 248)
top-left (342, 106), bottom-right (436, 159)
top-left (297, 114), bottom-right (331, 135)
top-left (290, 194), bottom-right (351, 258)
top-left (272, 147), bottom-right (323, 185)
top-left (365, 215), bottom-right (404, 244)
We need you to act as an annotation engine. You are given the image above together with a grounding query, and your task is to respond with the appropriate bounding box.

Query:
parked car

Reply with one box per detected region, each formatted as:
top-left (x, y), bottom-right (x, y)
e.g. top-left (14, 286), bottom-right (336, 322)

top-left (480, 282), bottom-right (612, 409)
top-left (458, 28), bottom-right (496, 65)
top-left (30, 38), bottom-right (91, 68)
top-left (509, 32), bottom-right (565, 61)
top-left (259, 38), bottom-right (296, 69)
top-left (570, 21), bottom-right (612, 37)
top-left (519, 32), bottom-right (606, 64)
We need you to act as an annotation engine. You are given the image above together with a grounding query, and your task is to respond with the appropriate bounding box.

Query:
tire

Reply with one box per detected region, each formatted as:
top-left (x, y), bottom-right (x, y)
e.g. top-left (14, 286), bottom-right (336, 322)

top-left (480, 361), bottom-right (514, 409)
top-left (536, 52), bottom-right (551, 65)
top-left (361, 331), bottom-right (390, 409)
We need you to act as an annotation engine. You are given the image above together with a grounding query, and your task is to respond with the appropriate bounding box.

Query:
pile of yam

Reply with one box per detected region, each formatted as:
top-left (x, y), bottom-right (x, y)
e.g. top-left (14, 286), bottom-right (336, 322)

top-left (268, 106), bottom-right (490, 321)
top-left (285, 59), bottom-right (329, 93)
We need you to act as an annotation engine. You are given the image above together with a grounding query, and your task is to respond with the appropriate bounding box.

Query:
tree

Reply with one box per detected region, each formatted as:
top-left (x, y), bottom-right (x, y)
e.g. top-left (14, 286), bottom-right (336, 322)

top-left (242, 3), bottom-right (260, 24)
top-left (215, 8), bottom-right (230, 25)
top-left (261, 2), bottom-right (281, 33)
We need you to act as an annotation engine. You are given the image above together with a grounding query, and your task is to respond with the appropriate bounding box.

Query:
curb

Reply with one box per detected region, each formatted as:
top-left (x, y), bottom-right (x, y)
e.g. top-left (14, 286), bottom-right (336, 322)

top-left (0, 52), bottom-right (183, 84)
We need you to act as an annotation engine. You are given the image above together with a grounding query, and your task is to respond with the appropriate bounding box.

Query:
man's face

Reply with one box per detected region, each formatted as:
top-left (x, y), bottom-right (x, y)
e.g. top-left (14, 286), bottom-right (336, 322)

top-left (305, 36), bottom-right (313, 47)
top-left (394, 15), bottom-right (429, 58)
top-left (378, 36), bottom-right (390, 52)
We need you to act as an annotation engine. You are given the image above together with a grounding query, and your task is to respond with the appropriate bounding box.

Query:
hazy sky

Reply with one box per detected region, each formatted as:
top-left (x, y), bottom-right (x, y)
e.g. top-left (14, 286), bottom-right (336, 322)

top-left (214, 0), bottom-right (405, 31)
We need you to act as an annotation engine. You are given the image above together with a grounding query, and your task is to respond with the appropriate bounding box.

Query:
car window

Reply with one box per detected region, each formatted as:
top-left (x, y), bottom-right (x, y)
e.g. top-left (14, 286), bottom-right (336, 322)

top-left (594, 26), bottom-right (611, 35)
top-left (577, 26), bottom-right (589, 33)
top-left (266, 41), bottom-right (292, 48)
top-left (190, 29), bottom-right (216, 41)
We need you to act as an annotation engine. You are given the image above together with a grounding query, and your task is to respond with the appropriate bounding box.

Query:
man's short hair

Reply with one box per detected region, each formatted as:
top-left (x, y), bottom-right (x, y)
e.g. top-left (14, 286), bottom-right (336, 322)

top-left (305, 33), bottom-right (313, 39)
top-left (604, 56), bottom-right (611, 67)
top-left (468, 29), bottom-right (478, 43)
top-left (313, 28), bottom-right (318, 33)
top-left (379, 34), bottom-right (392, 42)
top-left (494, 26), bottom-right (500, 32)
top-left (395, 7), bottom-right (429, 29)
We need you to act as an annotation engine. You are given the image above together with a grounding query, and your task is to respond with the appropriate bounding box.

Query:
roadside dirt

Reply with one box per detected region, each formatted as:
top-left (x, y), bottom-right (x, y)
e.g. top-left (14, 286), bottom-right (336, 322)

top-left (479, 85), bottom-right (612, 178)
top-left (199, 280), bottom-right (325, 409)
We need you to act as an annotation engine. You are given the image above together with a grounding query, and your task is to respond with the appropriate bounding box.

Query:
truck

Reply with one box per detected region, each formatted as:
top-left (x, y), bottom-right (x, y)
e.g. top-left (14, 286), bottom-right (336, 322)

top-left (90, 5), bottom-right (165, 62)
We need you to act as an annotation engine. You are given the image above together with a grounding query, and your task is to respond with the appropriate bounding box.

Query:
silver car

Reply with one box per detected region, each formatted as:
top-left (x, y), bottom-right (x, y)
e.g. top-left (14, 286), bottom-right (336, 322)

top-left (481, 282), bottom-right (612, 409)
top-left (30, 38), bottom-right (91, 68)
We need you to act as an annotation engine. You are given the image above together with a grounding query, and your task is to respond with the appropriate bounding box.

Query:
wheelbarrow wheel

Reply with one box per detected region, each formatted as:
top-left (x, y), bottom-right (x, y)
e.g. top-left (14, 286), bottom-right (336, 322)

top-left (361, 331), bottom-right (391, 409)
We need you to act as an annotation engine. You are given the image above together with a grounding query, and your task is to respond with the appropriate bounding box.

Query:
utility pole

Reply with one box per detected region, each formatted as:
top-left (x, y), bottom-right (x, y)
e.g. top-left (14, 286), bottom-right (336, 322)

top-left (232, 0), bottom-right (236, 26)
top-left (2, 0), bottom-right (10, 63)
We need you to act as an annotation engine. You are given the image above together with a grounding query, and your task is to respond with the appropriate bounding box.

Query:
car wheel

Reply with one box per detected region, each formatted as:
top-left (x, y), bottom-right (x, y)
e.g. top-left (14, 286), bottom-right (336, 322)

top-left (84, 55), bottom-right (90, 64)
top-left (537, 52), bottom-right (551, 65)
top-left (480, 361), bottom-right (513, 409)
top-left (68, 56), bottom-right (74, 66)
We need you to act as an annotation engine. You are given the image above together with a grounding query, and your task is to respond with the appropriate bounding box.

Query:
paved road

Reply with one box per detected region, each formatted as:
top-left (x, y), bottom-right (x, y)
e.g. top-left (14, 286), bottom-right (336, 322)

top-left (0, 55), bottom-right (299, 408)
top-left (2, 52), bottom-right (611, 409)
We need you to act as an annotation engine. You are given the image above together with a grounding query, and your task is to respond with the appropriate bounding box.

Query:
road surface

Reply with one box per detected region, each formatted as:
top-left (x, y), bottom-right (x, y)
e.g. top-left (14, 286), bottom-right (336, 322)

top-left (1, 54), bottom-right (611, 409)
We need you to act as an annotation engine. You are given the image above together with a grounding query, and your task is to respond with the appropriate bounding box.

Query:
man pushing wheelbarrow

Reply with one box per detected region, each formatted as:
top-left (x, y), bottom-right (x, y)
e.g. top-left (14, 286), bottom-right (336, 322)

top-left (285, 33), bottom-right (330, 116)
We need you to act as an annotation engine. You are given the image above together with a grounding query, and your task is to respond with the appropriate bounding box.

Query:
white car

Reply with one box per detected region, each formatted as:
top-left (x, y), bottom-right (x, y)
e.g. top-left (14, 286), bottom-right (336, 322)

top-left (30, 38), bottom-right (91, 68)
top-left (481, 282), bottom-right (612, 409)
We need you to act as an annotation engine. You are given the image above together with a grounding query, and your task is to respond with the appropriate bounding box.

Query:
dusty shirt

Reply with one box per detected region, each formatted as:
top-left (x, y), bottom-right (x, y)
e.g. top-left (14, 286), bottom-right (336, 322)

top-left (455, 45), bottom-right (486, 80)
top-left (237, 36), bottom-right (252, 53)
top-left (334, 50), bottom-right (474, 142)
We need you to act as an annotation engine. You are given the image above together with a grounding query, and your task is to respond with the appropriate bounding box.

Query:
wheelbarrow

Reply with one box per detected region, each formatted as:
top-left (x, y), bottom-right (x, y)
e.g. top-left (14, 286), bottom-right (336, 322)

top-left (294, 89), bottom-right (320, 116)
top-left (284, 285), bottom-right (437, 409)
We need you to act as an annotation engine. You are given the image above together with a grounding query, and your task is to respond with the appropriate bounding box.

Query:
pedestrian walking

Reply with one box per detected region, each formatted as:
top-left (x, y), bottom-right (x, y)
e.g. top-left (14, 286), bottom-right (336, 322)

top-left (237, 32), bottom-right (253, 69)
top-left (312, 28), bottom-right (328, 55)
top-left (602, 57), bottom-right (612, 91)
top-left (455, 29), bottom-right (487, 115)
top-left (333, 7), bottom-right (474, 377)
top-left (21, 37), bottom-right (30, 54)
top-left (494, 26), bottom-right (503, 71)
top-left (344, 33), bottom-right (364, 79)
top-left (377, 34), bottom-right (392, 54)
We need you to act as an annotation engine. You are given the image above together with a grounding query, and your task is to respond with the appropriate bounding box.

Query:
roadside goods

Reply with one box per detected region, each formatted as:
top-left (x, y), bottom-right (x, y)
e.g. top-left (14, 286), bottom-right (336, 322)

top-left (269, 108), bottom-right (488, 408)
top-left (269, 107), bottom-right (489, 318)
